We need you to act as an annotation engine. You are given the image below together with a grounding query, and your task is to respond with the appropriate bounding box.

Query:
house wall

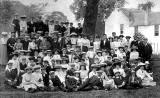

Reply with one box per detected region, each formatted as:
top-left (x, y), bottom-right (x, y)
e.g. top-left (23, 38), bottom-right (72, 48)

top-left (105, 9), bottom-right (135, 38)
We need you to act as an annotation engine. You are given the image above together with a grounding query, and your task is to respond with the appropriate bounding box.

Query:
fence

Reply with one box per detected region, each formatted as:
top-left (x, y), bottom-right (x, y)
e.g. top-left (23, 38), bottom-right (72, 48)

top-left (152, 42), bottom-right (160, 55)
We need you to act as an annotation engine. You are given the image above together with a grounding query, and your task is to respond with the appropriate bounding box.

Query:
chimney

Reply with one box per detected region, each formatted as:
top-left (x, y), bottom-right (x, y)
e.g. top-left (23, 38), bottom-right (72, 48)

top-left (144, 11), bottom-right (148, 25)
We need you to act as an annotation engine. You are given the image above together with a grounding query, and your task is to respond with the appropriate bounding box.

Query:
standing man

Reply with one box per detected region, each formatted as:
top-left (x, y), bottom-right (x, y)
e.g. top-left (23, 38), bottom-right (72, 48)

top-left (100, 34), bottom-right (111, 51)
top-left (76, 23), bottom-right (83, 36)
top-left (70, 22), bottom-right (75, 34)
top-left (142, 38), bottom-right (152, 62)
top-left (27, 17), bottom-right (36, 35)
top-left (11, 13), bottom-right (20, 36)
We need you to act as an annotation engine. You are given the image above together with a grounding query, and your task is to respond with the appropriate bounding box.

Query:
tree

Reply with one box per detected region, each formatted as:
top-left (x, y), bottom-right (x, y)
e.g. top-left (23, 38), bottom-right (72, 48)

top-left (70, 0), bottom-right (126, 36)
top-left (46, 11), bottom-right (68, 22)
top-left (0, 0), bottom-right (15, 32)
top-left (12, 1), bottom-right (47, 20)
top-left (138, 1), bottom-right (154, 12)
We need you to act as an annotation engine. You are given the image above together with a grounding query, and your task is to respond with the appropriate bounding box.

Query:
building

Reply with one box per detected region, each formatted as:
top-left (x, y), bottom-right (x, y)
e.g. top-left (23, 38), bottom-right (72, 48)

top-left (105, 8), bottom-right (160, 54)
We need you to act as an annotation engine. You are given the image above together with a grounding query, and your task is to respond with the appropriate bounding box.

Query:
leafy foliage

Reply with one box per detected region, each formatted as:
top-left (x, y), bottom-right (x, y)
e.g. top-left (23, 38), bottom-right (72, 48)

top-left (46, 11), bottom-right (68, 22)
top-left (134, 32), bottom-right (145, 41)
top-left (138, 1), bottom-right (154, 11)
top-left (70, 0), bottom-right (126, 21)
top-left (0, 0), bottom-right (15, 24)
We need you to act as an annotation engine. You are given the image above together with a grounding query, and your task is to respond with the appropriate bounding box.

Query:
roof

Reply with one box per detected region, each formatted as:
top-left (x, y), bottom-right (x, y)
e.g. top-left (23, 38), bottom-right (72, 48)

top-left (119, 8), bottom-right (160, 26)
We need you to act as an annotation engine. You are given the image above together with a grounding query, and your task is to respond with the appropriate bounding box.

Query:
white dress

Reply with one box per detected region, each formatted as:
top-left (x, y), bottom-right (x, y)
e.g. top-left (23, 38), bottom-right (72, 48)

top-left (130, 51), bottom-right (139, 60)
top-left (32, 72), bottom-right (44, 87)
top-left (93, 41), bottom-right (100, 51)
top-left (21, 73), bottom-right (37, 91)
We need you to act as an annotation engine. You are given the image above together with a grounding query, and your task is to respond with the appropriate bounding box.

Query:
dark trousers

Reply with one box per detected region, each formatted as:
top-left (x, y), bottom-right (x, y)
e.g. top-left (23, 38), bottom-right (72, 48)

top-left (77, 76), bottom-right (104, 91)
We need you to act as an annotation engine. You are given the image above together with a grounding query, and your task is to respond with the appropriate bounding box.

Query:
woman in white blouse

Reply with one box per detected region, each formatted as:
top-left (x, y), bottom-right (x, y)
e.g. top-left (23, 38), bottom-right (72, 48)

top-left (93, 37), bottom-right (101, 52)
top-left (79, 64), bottom-right (88, 82)
top-left (136, 64), bottom-right (156, 86)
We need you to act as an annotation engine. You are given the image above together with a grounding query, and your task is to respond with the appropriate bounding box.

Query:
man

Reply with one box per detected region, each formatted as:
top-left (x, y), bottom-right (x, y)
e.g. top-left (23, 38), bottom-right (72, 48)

top-left (76, 23), bottom-right (83, 36)
top-left (100, 34), bottom-right (111, 51)
top-left (43, 19), bottom-right (49, 33)
top-left (27, 17), bottom-right (36, 35)
top-left (11, 13), bottom-right (20, 36)
top-left (141, 38), bottom-right (152, 62)
top-left (70, 22), bottom-right (75, 34)
top-left (35, 16), bottom-right (44, 33)
top-left (59, 22), bottom-right (67, 36)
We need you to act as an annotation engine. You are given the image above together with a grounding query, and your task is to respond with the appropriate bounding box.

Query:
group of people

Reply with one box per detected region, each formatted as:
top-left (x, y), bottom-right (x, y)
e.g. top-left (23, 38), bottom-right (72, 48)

top-left (0, 14), bottom-right (156, 93)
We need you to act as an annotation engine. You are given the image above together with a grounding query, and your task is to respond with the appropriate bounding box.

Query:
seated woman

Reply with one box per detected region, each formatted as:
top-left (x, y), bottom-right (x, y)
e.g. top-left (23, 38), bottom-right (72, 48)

top-left (136, 63), bottom-right (156, 87)
top-left (100, 64), bottom-right (116, 90)
top-left (76, 64), bottom-right (103, 91)
top-left (32, 65), bottom-right (44, 91)
top-left (4, 60), bottom-right (18, 88)
top-left (20, 66), bottom-right (37, 93)
top-left (130, 46), bottom-right (139, 60)
top-left (79, 63), bottom-right (88, 82)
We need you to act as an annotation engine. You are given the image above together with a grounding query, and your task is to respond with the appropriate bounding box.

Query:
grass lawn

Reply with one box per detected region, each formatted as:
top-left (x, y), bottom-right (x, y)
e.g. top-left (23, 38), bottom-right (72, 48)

top-left (0, 57), bottom-right (160, 98)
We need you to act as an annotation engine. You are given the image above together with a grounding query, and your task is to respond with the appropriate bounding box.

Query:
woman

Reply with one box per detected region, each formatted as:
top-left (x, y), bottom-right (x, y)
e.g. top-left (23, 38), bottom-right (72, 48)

top-left (82, 35), bottom-right (90, 52)
top-left (13, 38), bottom-right (23, 51)
top-left (0, 32), bottom-right (9, 65)
top-left (79, 63), bottom-right (88, 82)
top-left (136, 64), bottom-right (156, 87)
top-left (93, 36), bottom-right (101, 52)
top-left (28, 38), bottom-right (38, 56)
top-left (20, 66), bottom-right (37, 93)
top-left (100, 64), bottom-right (116, 90)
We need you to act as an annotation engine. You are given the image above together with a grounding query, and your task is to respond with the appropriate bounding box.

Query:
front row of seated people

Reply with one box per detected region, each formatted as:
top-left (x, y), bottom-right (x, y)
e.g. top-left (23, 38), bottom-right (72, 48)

top-left (5, 58), bottom-right (156, 93)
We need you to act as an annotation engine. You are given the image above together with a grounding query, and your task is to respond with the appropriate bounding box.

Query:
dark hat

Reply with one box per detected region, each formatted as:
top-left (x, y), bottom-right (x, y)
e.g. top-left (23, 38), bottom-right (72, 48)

top-left (33, 65), bottom-right (41, 70)
top-left (97, 51), bottom-right (102, 54)
top-left (96, 71), bottom-right (103, 74)
top-left (54, 65), bottom-right (63, 69)
top-left (119, 35), bottom-right (124, 38)
top-left (21, 15), bottom-right (27, 18)
top-left (113, 62), bottom-right (121, 67)
top-left (125, 36), bottom-right (131, 39)
top-left (25, 66), bottom-right (33, 71)
top-left (118, 46), bottom-right (124, 49)
top-left (29, 57), bottom-right (35, 61)
top-left (91, 64), bottom-right (99, 68)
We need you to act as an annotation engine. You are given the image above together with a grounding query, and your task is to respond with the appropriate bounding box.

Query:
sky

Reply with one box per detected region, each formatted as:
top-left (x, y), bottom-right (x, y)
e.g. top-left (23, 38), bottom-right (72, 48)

top-left (14, 0), bottom-right (160, 22)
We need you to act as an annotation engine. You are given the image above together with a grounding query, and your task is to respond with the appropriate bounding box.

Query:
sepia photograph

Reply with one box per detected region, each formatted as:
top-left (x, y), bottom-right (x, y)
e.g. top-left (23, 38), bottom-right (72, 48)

top-left (0, 0), bottom-right (160, 98)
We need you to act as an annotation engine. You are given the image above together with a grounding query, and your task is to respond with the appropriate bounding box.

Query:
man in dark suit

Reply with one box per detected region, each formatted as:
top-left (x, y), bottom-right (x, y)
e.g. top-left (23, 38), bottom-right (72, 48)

top-left (76, 23), bottom-right (83, 36)
top-left (141, 38), bottom-right (152, 62)
top-left (100, 34), bottom-right (111, 51)
top-left (70, 22), bottom-right (75, 34)
top-left (27, 17), bottom-right (36, 34)
top-left (130, 38), bottom-right (144, 58)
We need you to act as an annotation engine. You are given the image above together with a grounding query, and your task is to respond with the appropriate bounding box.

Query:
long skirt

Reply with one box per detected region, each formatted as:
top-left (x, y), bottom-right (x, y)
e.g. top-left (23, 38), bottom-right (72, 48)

top-left (21, 83), bottom-right (37, 91)
top-left (0, 44), bottom-right (8, 65)
top-left (103, 79), bottom-right (116, 89)
top-left (142, 77), bottom-right (156, 86)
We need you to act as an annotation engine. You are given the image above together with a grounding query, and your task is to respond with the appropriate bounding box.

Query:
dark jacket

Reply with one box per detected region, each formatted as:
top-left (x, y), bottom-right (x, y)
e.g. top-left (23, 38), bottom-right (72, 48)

top-left (100, 39), bottom-right (111, 50)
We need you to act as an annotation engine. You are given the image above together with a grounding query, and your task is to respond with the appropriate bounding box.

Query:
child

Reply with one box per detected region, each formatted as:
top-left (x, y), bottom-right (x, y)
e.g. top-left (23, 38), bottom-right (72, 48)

top-left (4, 60), bottom-right (18, 88)
top-left (32, 65), bottom-right (44, 91)
top-left (20, 66), bottom-right (37, 93)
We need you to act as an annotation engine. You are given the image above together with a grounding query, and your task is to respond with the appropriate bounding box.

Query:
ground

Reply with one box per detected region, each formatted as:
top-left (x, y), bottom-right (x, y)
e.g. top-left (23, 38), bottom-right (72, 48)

top-left (0, 55), bottom-right (160, 98)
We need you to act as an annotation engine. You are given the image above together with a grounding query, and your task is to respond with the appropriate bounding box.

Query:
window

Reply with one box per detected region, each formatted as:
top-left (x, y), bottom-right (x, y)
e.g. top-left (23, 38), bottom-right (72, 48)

top-left (120, 24), bottom-right (124, 34)
top-left (154, 25), bottom-right (159, 36)
top-left (134, 26), bottom-right (138, 33)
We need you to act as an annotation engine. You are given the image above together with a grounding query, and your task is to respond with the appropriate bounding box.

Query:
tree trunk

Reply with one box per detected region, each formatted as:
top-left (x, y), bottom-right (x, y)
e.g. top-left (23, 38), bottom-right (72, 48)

top-left (83, 0), bottom-right (100, 37)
